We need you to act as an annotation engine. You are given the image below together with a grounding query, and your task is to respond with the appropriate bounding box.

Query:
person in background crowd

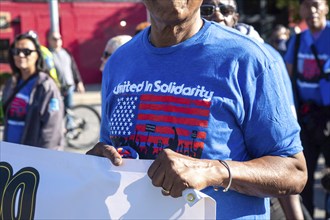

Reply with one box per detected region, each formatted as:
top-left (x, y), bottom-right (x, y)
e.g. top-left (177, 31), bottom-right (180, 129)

top-left (284, 0), bottom-right (330, 217)
top-left (25, 30), bottom-right (61, 88)
top-left (2, 33), bottom-right (64, 150)
top-left (134, 21), bottom-right (151, 35)
top-left (269, 25), bottom-right (291, 57)
top-left (200, 1), bottom-right (306, 219)
top-left (87, 0), bottom-right (307, 219)
top-left (99, 35), bottom-right (132, 72)
top-left (48, 31), bottom-right (85, 111)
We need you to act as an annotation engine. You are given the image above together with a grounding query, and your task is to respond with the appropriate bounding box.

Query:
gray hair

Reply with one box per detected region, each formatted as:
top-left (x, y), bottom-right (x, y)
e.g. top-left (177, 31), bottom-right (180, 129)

top-left (105, 35), bottom-right (132, 53)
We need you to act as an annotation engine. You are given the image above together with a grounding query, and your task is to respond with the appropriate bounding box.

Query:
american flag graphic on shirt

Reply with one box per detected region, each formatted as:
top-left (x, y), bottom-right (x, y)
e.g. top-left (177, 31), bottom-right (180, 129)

top-left (109, 94), bottom-right (211, 159)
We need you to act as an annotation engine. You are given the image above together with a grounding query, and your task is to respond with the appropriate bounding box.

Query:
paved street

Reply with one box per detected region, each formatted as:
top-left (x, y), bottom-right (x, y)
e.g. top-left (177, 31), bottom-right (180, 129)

top-left (0, 84), bottom-right (327, 219)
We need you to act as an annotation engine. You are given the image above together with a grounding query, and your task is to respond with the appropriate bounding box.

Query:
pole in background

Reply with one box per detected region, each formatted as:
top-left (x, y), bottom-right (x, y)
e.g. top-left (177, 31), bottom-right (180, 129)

top-left (49, 0), bottom-right (60, 33)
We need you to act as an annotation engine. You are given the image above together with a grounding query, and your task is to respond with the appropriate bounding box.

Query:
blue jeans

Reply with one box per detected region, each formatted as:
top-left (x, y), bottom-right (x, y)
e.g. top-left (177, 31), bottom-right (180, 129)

top-left (63, 85), bottom-right (75, 109)
top-left (63, 85), bottom-right (75, 129)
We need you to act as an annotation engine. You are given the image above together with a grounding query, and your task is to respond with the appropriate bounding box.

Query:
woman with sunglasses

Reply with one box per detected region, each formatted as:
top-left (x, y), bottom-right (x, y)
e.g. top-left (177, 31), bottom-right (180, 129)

top-left (1, 33), bottom-right (64, 150)
top-left (200, 0), bottom-right (238, 27)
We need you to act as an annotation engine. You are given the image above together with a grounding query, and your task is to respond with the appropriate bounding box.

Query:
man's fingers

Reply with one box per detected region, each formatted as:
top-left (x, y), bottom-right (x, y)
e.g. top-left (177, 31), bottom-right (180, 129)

top-left (86, 142), bottom-right (122, 166)
top-left (102, 145), bottom-right (122, 166)
top-left (147, 156), bottom-right (161, 179)
top-left (161, 188), bottom-right (171, 196)
top-left (86, 142), bottom-right (104, 156)
top-left (162, 174), bottom-right (174, 193)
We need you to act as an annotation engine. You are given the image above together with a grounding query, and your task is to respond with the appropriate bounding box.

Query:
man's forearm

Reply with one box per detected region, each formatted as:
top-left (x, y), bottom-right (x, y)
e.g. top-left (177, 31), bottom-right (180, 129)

top-left (216, 152), bottom-right (307, 198)
top-left (278, 195), bottom-right (304, 220)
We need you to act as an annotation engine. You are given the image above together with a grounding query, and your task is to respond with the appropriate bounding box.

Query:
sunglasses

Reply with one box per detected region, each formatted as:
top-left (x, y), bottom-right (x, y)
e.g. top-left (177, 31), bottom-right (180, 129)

top-left (11, 48), bottom-right (37, 57)
top-left (103, 51), bottom-right (112, 59)
top-left (200, 4), bottom-right (236, 17)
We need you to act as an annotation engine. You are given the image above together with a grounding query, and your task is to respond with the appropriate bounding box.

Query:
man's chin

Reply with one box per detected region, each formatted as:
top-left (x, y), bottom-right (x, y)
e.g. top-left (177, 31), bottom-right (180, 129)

top-left (307, 19), bottom-right (322, 30)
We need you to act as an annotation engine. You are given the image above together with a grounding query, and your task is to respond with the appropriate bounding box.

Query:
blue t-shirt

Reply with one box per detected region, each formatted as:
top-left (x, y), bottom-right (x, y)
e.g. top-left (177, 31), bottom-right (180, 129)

top-left (263, 43), bottom-right (296, 114)
top-left (6, 77), bottom-right (37, 143)
top-left (101, 20), bottom-right (303, 219)
top-left (284, 21), bottom-right (330, 106)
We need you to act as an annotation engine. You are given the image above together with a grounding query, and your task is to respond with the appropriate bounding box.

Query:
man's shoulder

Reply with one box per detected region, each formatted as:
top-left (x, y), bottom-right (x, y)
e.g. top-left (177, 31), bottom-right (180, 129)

top-left (324, 20), bottom-right (330, 34)
top-left (208, 22), bottom-right (265, 50)
top-left (54, 48), bottom-right (74, 61)
top-left (207, 21), bottom-right (243, 39)
top-left (61, 48), bottom-right (72, 56)
top-left (263, 43), bottom-right (281, 59)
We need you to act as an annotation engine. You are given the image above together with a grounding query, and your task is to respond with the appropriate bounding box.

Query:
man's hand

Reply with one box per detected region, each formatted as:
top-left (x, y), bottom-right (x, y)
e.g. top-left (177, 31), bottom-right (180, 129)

top-left (76, 82), bottom-right (85, 93)
top-left (86, 142), bottom-right (122, 166)
top-left (147, 149), bottom-right (224, 198)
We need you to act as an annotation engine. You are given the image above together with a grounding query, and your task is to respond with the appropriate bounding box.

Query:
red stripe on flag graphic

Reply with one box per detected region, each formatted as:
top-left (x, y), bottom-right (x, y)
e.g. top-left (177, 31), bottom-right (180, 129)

top-left (139, 103), bottom-right (209, 117)
top-left (140, 94), bottom-right (210, 108)
top-left (137, 114), bottom-right (208, 127)
top-left (138, 94), bottom-right (210, 128)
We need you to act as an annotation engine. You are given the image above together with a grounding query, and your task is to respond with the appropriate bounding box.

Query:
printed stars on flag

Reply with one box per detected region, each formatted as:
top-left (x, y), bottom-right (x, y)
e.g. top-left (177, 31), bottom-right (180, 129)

top-left (110, 96), bottom-right (138, 136)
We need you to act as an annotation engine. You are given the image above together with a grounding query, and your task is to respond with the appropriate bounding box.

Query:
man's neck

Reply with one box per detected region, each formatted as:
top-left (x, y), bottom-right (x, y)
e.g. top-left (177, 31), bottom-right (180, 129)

top-left (51, 47), bottom-right (62, 52)
top-left (21, 68), bottom-right (36, 81)
top-left (149, 15), bottom-right (203, 47)
top-left (309, 19), bottom-right (327, 34)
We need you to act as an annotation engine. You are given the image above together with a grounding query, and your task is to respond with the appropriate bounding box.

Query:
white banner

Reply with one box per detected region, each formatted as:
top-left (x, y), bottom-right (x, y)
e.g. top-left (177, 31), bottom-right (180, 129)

top-left (0, 141), bottom-right (216, 220)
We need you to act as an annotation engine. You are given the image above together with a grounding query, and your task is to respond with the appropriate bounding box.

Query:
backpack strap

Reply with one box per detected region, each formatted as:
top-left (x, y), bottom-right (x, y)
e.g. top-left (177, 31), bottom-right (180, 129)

top-left (310, 44), bottom-right (329, 80)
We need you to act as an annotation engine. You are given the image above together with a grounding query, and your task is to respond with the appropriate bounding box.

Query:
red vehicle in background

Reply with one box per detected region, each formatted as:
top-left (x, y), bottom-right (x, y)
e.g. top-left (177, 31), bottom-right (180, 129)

top-left (0, 0), bottom-right (147, 84)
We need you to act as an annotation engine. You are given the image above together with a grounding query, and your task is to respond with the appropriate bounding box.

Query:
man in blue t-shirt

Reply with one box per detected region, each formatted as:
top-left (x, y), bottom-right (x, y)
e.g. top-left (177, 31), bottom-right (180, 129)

top-left (87, 1), bottom-right (307, 219)
top-left (284, 0), bottom-right (330, 217)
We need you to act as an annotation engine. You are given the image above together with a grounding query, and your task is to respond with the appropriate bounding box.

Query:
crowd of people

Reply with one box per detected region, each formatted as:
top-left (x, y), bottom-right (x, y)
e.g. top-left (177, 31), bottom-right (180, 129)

top-left (285, 0), bottom-right (330, 218)
top-left (1, 29), bottom-right (86, 149)
top-left (2, 32), bottom-right (64, 149)
top-left (1, 0), bottom-right (329, 219)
